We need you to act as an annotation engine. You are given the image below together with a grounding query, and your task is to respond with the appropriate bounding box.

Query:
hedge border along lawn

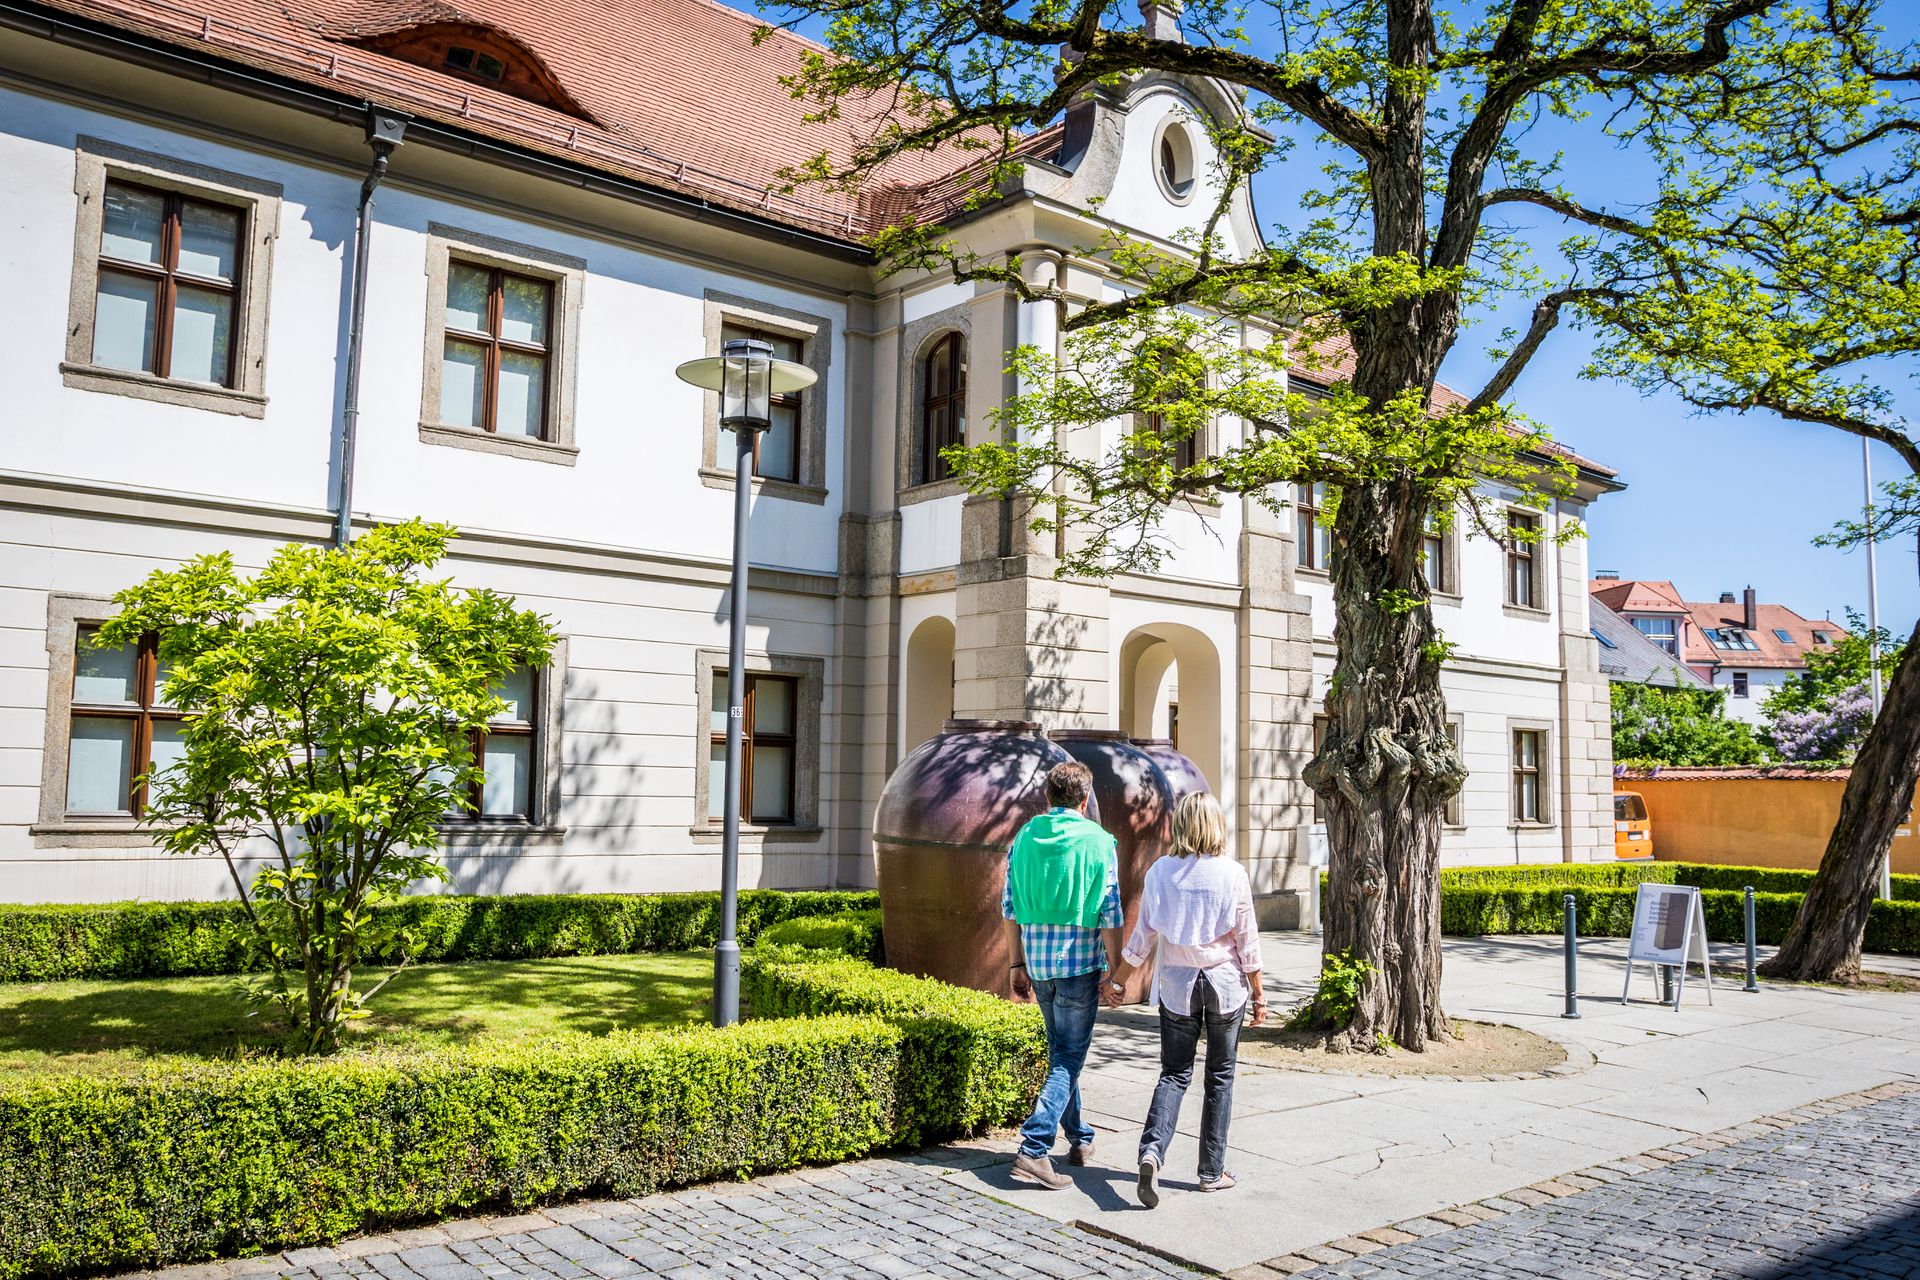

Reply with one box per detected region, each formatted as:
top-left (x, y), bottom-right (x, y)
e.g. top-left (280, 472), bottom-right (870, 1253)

top-left (0, 889), bottom-right (879, 984)
top-left (1433, 861), bottom-right (1920, 901)
top-left (753, 909), bottom-right (885, 964)
top-left (0, 917), bottom-right (1046, 1278)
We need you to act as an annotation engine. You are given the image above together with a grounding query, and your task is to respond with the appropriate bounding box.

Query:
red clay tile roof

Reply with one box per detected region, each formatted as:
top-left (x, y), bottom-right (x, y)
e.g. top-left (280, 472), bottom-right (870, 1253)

top-left (1590, 578), bottom-right (1689, 616)
top-left (33, 0), bottom-right (974, 240)
top-left (1293, 333), bottom-right (1618, 478)
top-left (1616, 765), bottom-right (1850, 781)
top-left (1678, 599), bottom-right (1847, 671)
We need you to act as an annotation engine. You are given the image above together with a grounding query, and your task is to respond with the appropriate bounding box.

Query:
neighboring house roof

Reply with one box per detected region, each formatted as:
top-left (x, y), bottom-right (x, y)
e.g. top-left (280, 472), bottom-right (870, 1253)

top-left (1615, 765), bottom-right (1850, 781)
top-left (1589, 578), bottom-right (1688, 616)
top-left (1679, 600), bottom-right (1846, 672)
top-left (1590, 599), bottom-right (1711, 689)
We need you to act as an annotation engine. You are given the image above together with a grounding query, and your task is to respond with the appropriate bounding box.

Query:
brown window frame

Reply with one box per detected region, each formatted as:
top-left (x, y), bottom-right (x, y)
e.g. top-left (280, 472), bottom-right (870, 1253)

top-left (1507, 511), bottom-right (1540, 609)
top-left (1142, 349), bottom-right (1201, 471)
top-left (1423, 514), bottom-right (1451, 594)
top-left (1444, 719), bottom-right (1464, 826)
top-left (1296, 482), bottom-right (1332, 571)
top-left (444, 262), bottom-right (554, 439)
top-left (65, 628), bottom-right (181, 819)
top-left (711, 673), bottom-right (799, 825)
top-left (719, 322), bottom-right (804, 483)
top-left (1511, 729), bottom-right (1544, 825)
top-left (445, 668), bottom-right (539, 824)
top-left (919, 331), bottom-right (966, 484)
top-left (95, 179), bottom-right (244, 387)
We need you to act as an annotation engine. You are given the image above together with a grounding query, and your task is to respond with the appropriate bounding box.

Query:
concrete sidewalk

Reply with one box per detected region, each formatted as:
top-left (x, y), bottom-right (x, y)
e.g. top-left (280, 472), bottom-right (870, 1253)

top-left (915, 931), bottom-right (1920, 1275)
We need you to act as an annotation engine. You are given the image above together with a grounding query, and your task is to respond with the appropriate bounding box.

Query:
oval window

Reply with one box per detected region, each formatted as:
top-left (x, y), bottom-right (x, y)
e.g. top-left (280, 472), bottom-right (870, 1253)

top-left (1157, 120), bottom-right (1196, 201)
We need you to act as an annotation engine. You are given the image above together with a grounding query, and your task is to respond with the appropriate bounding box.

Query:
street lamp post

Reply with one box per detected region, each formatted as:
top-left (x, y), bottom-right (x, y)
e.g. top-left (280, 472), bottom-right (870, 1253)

top-left (1864, 437), bottom-right (1890, 901)
top-left (675, 338), bottom-right (818, 1025)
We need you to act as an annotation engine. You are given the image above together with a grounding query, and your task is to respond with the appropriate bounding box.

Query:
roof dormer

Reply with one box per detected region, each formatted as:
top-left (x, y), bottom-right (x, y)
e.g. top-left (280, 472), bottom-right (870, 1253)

top-left (345, 20), bottom-right (596, 121)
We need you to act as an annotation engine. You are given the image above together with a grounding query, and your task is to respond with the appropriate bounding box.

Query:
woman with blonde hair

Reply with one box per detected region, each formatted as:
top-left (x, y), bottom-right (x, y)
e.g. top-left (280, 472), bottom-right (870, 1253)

top-left (1104, 791), bottom-right (1265, 1206)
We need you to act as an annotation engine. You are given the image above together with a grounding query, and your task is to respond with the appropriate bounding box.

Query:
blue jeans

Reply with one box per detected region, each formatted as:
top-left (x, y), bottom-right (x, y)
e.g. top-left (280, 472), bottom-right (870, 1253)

top-left (1019, 969), bottom-right (1102, 1159)
top-left (1139, 975), bottom-right (1244, 1181)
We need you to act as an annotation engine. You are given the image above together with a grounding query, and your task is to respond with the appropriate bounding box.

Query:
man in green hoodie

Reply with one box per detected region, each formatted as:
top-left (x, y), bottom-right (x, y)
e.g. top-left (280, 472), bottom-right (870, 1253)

top-left (1002, 760), bottom-right (1123, 1189)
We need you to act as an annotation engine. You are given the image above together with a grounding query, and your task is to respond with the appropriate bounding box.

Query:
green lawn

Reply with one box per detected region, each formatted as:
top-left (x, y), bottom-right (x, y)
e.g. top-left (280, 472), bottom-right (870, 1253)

top-left (0, 951), bottom-right (713, 1079)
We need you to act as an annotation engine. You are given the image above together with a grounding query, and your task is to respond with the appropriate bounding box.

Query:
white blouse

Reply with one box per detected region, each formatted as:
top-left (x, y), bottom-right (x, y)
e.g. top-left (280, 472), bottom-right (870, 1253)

top-left (1121, 853), bottom-right (1264, 1015)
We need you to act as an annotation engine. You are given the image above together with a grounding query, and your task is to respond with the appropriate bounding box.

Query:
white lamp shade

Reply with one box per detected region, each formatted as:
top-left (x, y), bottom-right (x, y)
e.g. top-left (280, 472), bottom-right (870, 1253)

top-left (674, 356), bottom-right (817, 395)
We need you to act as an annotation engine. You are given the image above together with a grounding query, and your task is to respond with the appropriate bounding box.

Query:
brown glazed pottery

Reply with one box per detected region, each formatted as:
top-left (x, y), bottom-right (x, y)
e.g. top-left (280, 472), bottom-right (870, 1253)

top-left (1053, 730), bottom-right (1174, 1003)
top-left (874, 719), bottom-right (1095, 995)
top-left (1131, 738), bottom-right (1210, 808)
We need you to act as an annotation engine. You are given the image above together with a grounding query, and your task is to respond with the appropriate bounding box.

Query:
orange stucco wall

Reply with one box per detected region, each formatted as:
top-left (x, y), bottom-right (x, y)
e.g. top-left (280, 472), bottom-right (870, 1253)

top-left (1624, 776), bottom-right (1920, 874)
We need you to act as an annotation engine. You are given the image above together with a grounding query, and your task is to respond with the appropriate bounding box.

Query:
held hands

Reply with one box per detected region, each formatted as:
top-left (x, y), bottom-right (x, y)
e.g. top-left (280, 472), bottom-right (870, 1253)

top-left (1102, 979), bottom-right (1125, 1009)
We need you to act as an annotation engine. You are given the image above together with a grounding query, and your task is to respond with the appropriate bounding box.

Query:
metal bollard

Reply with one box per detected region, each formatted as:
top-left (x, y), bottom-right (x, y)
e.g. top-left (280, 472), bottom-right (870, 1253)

top-left (1561, 893), bottom-right (1581, 1019)
top-left (1660, 965), bottom-right (1676, 1006)
top-left (1744, 886), bottom-right (1760, 992)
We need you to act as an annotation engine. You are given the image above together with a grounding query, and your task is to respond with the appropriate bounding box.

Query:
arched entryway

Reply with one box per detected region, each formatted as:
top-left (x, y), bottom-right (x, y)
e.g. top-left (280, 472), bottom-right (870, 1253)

top-left (902, 615), bottom-right (956, 758)
top-left (1117, 622), bottom-right (1223, 791)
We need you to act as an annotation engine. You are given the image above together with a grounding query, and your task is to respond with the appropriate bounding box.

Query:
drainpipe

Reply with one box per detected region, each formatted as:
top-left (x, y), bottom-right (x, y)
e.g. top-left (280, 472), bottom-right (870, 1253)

top-left (333, 107), bottom-right (411, 548)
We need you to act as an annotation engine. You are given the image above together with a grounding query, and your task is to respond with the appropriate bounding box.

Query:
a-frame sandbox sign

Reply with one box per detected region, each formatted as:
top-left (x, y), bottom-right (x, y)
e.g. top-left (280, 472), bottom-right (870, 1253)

top-left (1622, 882), bottom-right (1715, 1011)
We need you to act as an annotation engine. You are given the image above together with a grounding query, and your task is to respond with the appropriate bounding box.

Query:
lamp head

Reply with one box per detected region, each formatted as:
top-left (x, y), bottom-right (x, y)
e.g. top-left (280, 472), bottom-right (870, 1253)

top-left (675, 338), bottom-right (817, 433)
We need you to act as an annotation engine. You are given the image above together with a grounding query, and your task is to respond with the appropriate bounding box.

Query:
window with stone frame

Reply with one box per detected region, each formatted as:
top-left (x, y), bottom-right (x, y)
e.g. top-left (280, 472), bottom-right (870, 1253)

top-left (1511, 728), bottom-right (1546, 824)
top-left (714, 323), bottom-right (805, 483)
top-left (918, 331), bottom-right (967, 484)
top-left (1296, 482), bottom-right (1333, 571)
top-left (708, 673), bottom-right (799, 825)
top-left (439, 262), bottom-right (555, 440)
top-left (62, 626), bottom-right (184, 819)
top-left (444, 664), bottom-right (542, 822)
top-left (1506, 510), bottom-right (1541, 609)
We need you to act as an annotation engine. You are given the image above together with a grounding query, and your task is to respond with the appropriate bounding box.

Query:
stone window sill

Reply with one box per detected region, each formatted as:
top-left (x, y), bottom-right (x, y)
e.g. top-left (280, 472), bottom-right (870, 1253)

top-left (1295, 565), bottom-right (1330, 582)
top-left (689, 824), bottom-right (825, 844)
top-left (438, 822), bottom-right (568, 847)
top-left (420, 422), bottom-right (579, 465)
top-left (1508, 821), bottom-right (1556, 832)
top-left (61, 362), bottom-right (267, 419)
top-left (699, 468), bottom-right (828, 505)
top-left (30, 819), bottom-right (162, 849)
top-left (898, 477), bottom-right (968, 506)
top-left (1503, 603), bottom-right (1552, 621)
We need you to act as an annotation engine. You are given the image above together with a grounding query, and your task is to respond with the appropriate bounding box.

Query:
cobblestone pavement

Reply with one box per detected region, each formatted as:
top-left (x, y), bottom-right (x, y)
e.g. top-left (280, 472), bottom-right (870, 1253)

top-left (1280, 1089), bottom-right (1920, 1280)
top-left (251, 1161), bottom-right (1190, 1280)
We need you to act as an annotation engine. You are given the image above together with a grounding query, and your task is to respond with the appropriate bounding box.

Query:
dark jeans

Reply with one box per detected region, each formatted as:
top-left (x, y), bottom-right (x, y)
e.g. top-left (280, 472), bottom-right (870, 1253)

top-left (1138, 976), bottom-right (1243, 1180)
top-left (1019, 969), bottom-right (1101, 1159)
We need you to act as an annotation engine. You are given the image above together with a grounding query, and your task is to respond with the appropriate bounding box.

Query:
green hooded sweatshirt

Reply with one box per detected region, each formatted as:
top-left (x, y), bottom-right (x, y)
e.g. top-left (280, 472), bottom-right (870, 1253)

top-left (1007, 809), bottom-right (1117, 927)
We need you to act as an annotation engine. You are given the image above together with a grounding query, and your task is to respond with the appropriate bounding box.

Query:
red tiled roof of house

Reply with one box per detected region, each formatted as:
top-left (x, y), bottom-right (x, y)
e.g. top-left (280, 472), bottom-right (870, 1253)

top-left (1590, 578), bottom-right (1688, 616)
top-left (1678, 599), bottom-right (1847, 671)
top-left (1616, 765), bottom-right (1850, 781)
top-left (33, 0), bottom-right (977, 240)
top-left (1293, 333), bottom-right (1618, 478)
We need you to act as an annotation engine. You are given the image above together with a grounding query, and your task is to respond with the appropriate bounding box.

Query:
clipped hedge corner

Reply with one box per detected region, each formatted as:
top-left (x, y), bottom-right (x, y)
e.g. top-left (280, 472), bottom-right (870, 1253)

top-left (0, 910), bottom-right (1045, 1278)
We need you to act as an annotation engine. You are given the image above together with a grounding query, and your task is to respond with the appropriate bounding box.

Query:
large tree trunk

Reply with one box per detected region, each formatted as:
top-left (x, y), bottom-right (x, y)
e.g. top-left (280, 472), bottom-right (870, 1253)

top-left (1758, 618), bottom-right (1920, 982)
top-left (1303, 479), bottom-right (1466, 1051)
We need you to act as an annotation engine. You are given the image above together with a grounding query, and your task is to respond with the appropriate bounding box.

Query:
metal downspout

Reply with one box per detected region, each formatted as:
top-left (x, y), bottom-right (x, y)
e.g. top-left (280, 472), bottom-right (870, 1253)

top-left (333, 107), bottom-right (410, 548)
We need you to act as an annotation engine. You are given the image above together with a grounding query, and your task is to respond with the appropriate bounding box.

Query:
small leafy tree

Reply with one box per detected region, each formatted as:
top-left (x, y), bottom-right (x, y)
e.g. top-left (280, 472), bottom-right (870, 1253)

top-left (1611, 682), bottom-right (1768, 768)
top-left (1760, 616), bottom-right (1902, 763)
top-left (98, 520), bottom-right (554, 1051)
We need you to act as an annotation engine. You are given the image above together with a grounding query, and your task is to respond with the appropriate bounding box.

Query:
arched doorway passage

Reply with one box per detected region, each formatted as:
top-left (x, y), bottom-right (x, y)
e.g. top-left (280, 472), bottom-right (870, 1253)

top-left (1117, 622), bottom-right (1222, 792)
top-left (902, 615), bottom-right (956, 758)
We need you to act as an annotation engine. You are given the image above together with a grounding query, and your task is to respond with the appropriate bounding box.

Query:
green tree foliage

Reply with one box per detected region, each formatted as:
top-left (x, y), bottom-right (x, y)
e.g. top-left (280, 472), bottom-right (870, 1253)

top-left (767, 0), bottom-right (1904, 1046)
top-left (1610, 682), bottom-right (1768, 767)
top-left (1763, 613), bottom-right (1903, 721)
top-left (95, 520), bottom-right (555, 1051)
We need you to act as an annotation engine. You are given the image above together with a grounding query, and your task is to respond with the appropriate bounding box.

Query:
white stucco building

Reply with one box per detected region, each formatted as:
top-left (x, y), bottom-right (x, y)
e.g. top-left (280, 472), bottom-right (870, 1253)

top-left (0, 0), bottom-right (1621, 910)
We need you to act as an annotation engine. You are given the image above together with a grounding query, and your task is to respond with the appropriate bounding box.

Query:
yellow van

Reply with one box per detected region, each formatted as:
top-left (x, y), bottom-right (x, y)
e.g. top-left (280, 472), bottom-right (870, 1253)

top-left (1614, 791), bottom-right (1654, 860)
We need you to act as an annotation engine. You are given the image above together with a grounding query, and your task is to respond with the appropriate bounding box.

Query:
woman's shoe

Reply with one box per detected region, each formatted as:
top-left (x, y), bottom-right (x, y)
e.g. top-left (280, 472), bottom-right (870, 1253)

top-left (1197, 1170), bottom-right (1237, 1193)
top-left (1137, 1154), bottom-right (1161, 1208)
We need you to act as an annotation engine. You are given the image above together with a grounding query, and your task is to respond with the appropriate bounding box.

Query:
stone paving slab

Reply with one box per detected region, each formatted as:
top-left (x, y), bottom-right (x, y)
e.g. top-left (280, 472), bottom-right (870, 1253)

top-left (929, 932), bottom-right (1920, 1272)
top-left (1289, 1087), bottom-right (1920, 1279)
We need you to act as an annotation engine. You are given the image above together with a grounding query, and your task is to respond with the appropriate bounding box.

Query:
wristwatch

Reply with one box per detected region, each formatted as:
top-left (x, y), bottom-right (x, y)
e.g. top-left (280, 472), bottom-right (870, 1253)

top-left (1107, 980), bottom-right (1125, 995)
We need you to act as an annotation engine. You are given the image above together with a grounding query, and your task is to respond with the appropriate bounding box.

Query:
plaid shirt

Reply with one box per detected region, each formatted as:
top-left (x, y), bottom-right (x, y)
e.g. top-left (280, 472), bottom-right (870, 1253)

top-left (1001, 816), bottom-right (1124, 981)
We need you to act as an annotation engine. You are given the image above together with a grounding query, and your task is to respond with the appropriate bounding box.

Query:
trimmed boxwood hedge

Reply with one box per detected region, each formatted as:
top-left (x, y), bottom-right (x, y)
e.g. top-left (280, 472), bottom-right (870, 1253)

top-left (0, 924), bottom-right (1044, 1278)
top-left (1441, 884), bottom-right (1920, 954)
top-left (1434, 861), bottom-right (1920, 901)
top-left (754, 909), bottom-right (885, 964)
top-left (0, 889), bottom-right (879, 984)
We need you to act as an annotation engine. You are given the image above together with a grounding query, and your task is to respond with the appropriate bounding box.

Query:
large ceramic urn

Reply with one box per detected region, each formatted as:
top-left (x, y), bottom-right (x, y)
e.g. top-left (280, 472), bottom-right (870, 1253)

top-left (1131, 738), bottom-right (1210, 809)
top-left (1053, 730), bottom-right (1174, 1003)
top-left (874, 720), bottom-right (1095, 994)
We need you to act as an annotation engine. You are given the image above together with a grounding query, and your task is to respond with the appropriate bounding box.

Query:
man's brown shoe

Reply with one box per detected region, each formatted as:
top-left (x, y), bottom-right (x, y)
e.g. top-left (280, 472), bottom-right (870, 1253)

top-left (1067, 1142), bottom-right (1094, 1167)
top-left (1010, 1153), bottom-right (1071, 1189)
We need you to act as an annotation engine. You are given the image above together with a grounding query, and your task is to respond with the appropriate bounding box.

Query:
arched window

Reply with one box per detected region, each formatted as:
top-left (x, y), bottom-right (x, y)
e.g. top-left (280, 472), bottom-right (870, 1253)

top-left (919, 332), bottom-right (966, 483)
